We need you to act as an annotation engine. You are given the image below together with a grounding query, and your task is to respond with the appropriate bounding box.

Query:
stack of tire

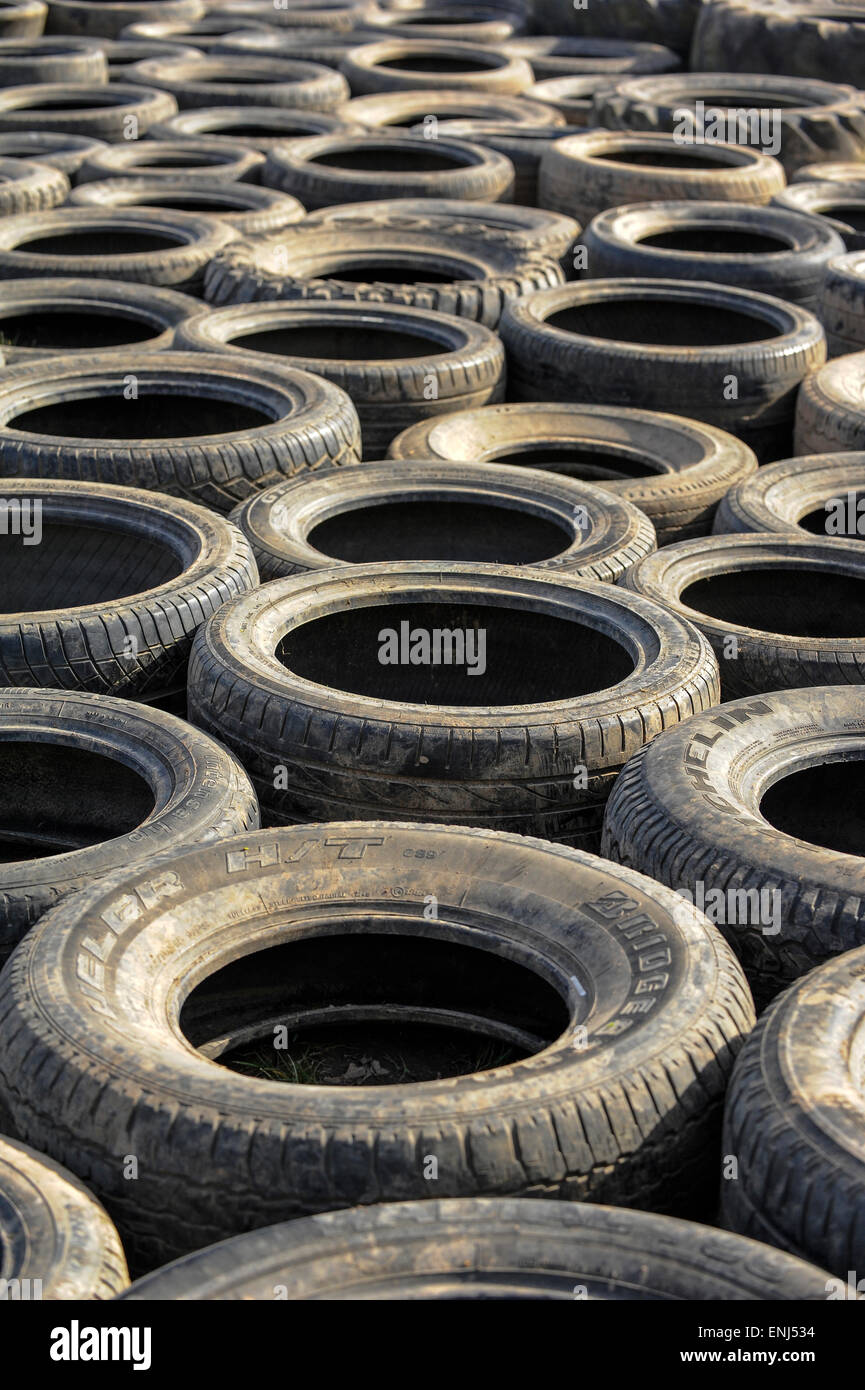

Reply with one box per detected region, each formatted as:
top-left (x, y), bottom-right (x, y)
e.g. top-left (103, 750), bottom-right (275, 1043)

top-left (0, 0), bottom-right (861, 1308)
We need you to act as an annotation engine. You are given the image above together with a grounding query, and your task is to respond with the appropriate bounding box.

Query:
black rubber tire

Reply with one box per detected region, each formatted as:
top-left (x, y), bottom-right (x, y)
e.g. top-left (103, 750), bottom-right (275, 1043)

top-left (601, 684), bottom-right (865, 1004)
top-left (100, 35), bottom-right (200, 75)
top-left (387, 401), bottom-right (758, 545)
top-left (0, 33), bottom-right (106, 82)
top-left (773, 179), bottom-right (865, 253)
top-left (0, 81), bottom-right (177, 137)
top-left (0, 154), bottom-right (68, 213)
top-left (795, 349), bottom-right (865, 454)
top-left (426, 119), bottom-right (578, 207)
top-left (721, 947), bottom-right (865, 1281)
top-left (176, 298), bottom-right (505, 459)
top-left (691, 0), bottom-right (865, 88)
top-left (582, 199), bottom-right (845, 312)
top-left (129, 54), bottom-right (350, 110)
top-left (500, 278), bottom-right (827, 460)
top-left (532, 0), bottom-right (700, 57)
top-left (359, 5), bottom-right (528, 46)
top-left (793, 159), bottom-right (865, 185)
top-left (260, 131), bottom-right (515, 208)
top-left (0, 474), bottom-right (256, 692)
top-left (0, 206), bottom-right (235, 291)
top-left (821, 249), bottom-right (865, 356)
top-left (0, 819), bottom-right (751, 1269)
top-left (505, 35), bottom-right (681, 80)
top-left (204, 224), bottom-right (564, 330)
top-left (149, 102), bottom-right (359, 150)
top-left (0, 1136), bottom-right (128, 1299)
top-left (621, 531), bottom-right (865, 697)
top-left (120, 1196), bottom-right (836, 1300)
top-left (714, 450), bottom-right (865, 538)
top-left (206, 1), bottom-right (370, 32)
top-left (227, 459), bottom-right (656, 581)
top-left (593, 73), bottom-right (865, 180)
top-left (188, 560), bottom-right (718, 843)
top-left (75, 135), bottom-right (265, 184)
top-left (68, 175), bottom-right (305, 235)
top-left (338, 39), bottom-right (533, 97)
top-left (119, 14), bottom-right (272, 51)
top-left (0, 128), bottom-right (105, 175)
top-left (525, 75), bottom-right (620, 127)
top-left (0, 688), bottom-right (259, 958)
top-left (210, 26), bottom-right (363, 68)
top-left (44, 0), bottom-right (201, 37)
top-left (538, 130), bottom-right (787, 227)
top-left (0, 274), bottom-right (199, 362)
top-left (338, 88), bottom-right (564, 129)
top-left (0, 0), bottom-right (46, 37)
top-left (0, 350), bottom-right (362, 511)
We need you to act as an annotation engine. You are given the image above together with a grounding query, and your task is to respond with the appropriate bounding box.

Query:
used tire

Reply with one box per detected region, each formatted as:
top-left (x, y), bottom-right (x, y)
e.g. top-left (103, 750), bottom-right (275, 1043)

top-left (795, 349), bottom-right (865, 454)
top-left (505, 35), bottom-right (681, 80)
top-left (387, 402), bottom-right (758, 545)
top-left (43, 0), bottom-right (201, 37)
top-left (0, 0), bottom-right (46, 37)
top-left (793, 159), bottom-right (865, 185)
top-left (0, 687), bottom-right (258, 958)
top-left (582, 199), bottom-right (845, 311)
top-left (691, 0), bottom-right (865, 88)
top-left (774, 179), bottom-right (865, 252)
top-left (0, 128), bottom-right (105, 175)
top-left (525, 75), bottom-right (619, 127)
top-left (429, 119), bottom-right (578, 207)
top-left (204, 224), bottom-right (563, 329)
top-left (0, 154), bottom-right (68, 213)
top-left (129, 54), bottom-right (349, 110)
top-left (149, 102), bottom-right (359, 150)
top-left (532, 0), bottom-right (700, 57)
top-left (0, 275), bottom-right (199, 361)
top-left (0, 351), bottom-right (362, 511)
top-left (119, 1197), bottom-right (834, 1300)
top-left (500, 279), bottom-right (827, 459)
top-left (75, 135), bottom-right (265, 184)
top-left (0, 1136), bottom-right (127, 1299)
top-left (821, 250), bottom-right (865, 356)
top-left (176, 298), bottom-right (505, 458)
top-left (339, 88), bottom-right (563, 129)
top-left (360, 4), bottom-right (528, 45)
top-left (0, 33), bottom-right (106, 82)
top-left (621, 531), bottom-right (865, 697)
top-left (0, 81), bottom-right (177, 137)
top-left (68, 176), bottom-right (305, 236)
top-left (0, 819), bottom-right (751, 1268)
top-left (260, 131), bottom-right (515, 208)
top-left (538, 130), bottom-right (787, 227)
top-left (0, 206), bottom-right (235, 291)
top-left (714, 450), bottom-right (865, 538)
top-left (722, 947), bottom-right (865, 1282)
top-left (593, 73), bottom-right (865, 180)
top-left (227, 459), bottom-right (656, 580)
top-left (100, 35), bottom-right (200, 75)
top-left (339, 39), bottom-right (533, 97)
top-left (188, 560), bottom-right (718, 843)
top-left (601, 684), bottom-right (865, 1003)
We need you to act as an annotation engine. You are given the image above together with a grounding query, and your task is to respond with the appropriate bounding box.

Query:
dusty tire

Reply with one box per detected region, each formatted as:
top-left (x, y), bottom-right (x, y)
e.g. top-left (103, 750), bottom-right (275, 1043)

top-left (339, 39), bottom-right (533, 97)
top-left (0, 688), bottom-right (259, 958)
top-left (0, 206), bottom-right (234, 290)
top-left (721, 947), bottom-right (865, 1281)
top-left (582, 200), bottom-right (845, 311)
top-left (427, 119), bottom-right (578, 208)
top-left (793, 160), bottom-right (865, 185)
top-left (204, 225), bottom-right (563, 330)
top-left (821, 250), bottom-right (865, 356)
top-left (714, 450), bottom-right (865, 538)
top-left (339, 88), bottom-right (564, 130)
top-left (130, 54), bottom-right (349, 109)
top-left (622, 531), bottom-right (865, 697)
top-left (67, 176), bottom-right (306, 236)
top-left (795, 349), bottom-right (865, 454)
top-left (0, 1136), bottom-right (128, 1299)
top-left (176, 298), bottom-right (505, 458)
top-left (100, 35), bottom-right (200, 74)
top-left (538, 130), bottom-right (787, 227)
top-left (387, 402), bottom-right (757, 545)
top-left (188, 560), bottom-right (718, 844)
top-left (44, 0), bottom-right (201, 38)
top-left (119, 1196), bottom-right (835, 1300)
top-left (227, 459), bottom-right (656, 581)
top-left (0, 154), bottom-right (68, 213)
top-left (500, 279), bottom-right (827, 460)
top-left (0, 820), bottom-right (751, 1268)
top-left (260, 131), bottom-right (515, 209)
top-left (0, 350), bottom-right (362, 511)
top-left (532, 0), bottom-right (700, 57)
top-left (149, 103), bottom-right (361, 151)
top-left (0, 0), bottom-right (46, 37)
top-left (359, 6), bottom-right (528, 46)
top-left (0, 81), bottom-right (177, 136)
top-left (524, 75), bottom-right (618, 127)
top-left (601, 684), bottom-right (865, 1003)
top-left (0, 33), bottom-right (106, 82)
top-left (773, 179), bottom-right (865, 253)
top-left (0, 275), bottom-right (199, 362)
top-left (75, 135), bottom-right (265, 184)
top-left (691, 0), bottom-right (865, 88)
top-left (0, 128), bottom-right (105, 175)
top-left (505, 35), bottom-right (681, 80)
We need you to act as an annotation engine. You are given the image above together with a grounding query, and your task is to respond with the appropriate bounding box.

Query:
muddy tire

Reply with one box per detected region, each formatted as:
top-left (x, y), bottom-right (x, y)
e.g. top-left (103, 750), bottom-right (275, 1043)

top-left (339, 88), bottom-right (564, 130)
top-left (204, 224), bottom-right (563, 330)
top-left (187, 560), bottom-right (718, 844)
top-left (0, 0), bottom-right (47, 37)
top-left (227, 459), bottom-right (656, 581)
top-left (339, 39), bottom-right (533, 97)
top-left (532, 0), bottom-right (700, 56)
top-left (0, 275), bottom-right (198, 362)
top-left (721, 947), bottom-right (865, 1281)
top-left (691, 0), bottom-right (865, 89)
top-left (428, 119), bottom-right (578, 207)
top-left (582, 200), bottom-right (845, 311)
top-left (795, 349), bottom-right (865, 455)
top-left (714, 450), bottom-right (865, 538)
top-left (0, 33), bottom-right (106, 82)
top-left (387, 402), bottom-right (757, 545)
top-left (794, 160), bottom-right (865, 185)
top-left (0, 687), bottom-right (258, 958)
top-left (0, 350), bottom-right (362, 511)
top-left (0, 128), bottom-right (105, 175)
top-left (538, 130), bottom-right (787, 227)
top-left (75, 135), bottom-right (265, 185)
top-left (0, 1136), bottom-right (127, 1299)
top-left (44, 0), bottom-right (201, 38)
top-left (499, 279), bottom-right (826, 460)
top-left (821, 250), bottom-right (865, 356)
top-left (505, 35), bottom-right (681, 80)
top-left (68, 176), bottom-right (305, 236)
top-left (773, 179), bottom-right (865, 253)
top-left (176, 299), bottom-right (505, 458)
top-left (260, 131), bottom-right (514, 209)
top-left (0, 820), bottom-right (751, 1268)
top-left (129, 54), bottom-right (349, 110)
top-left (601, 684), bottom-right (865, 1003)
top-left (0, 154), bottom-right (68, 213)
top-left (149, 103), bottom-right (361, 151)
top-left (0, 81), bottom-right (177, 136)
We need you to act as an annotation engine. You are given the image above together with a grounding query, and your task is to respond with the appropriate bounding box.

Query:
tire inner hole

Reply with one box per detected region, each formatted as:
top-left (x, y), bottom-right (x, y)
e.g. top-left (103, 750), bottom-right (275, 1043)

top-left (680, 566), bottom-right (865, 637)
top-left (0, 517), bottom-right (183, 609)
top-left (800, 490), bottom-right (865, 538)
top-left (0, 308), bottom-right (161, 349)
top-left (227, 322), bottom-right (449, 359)
top-left (309, 146), bottom-right (468, 172)
top-left (16, 228), bottom-right (187, 255)
top-left (307, 499), bottom-right (572, 563)
top-left (547, 299), bottom-right (776, 346)
top-left (8, 391), bottom-right (273, 437)
top-left (490, 441), bottom-right (665, 480)
top-left (640, 228), bottom-right (790, 254)
top-left (759, 756), bottom-right (865, 855)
